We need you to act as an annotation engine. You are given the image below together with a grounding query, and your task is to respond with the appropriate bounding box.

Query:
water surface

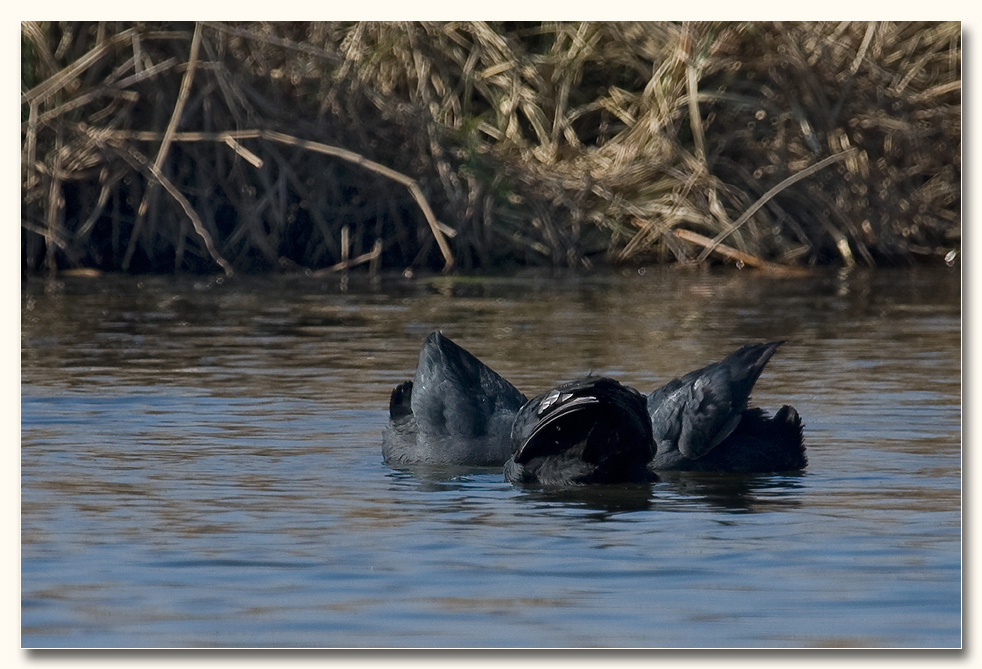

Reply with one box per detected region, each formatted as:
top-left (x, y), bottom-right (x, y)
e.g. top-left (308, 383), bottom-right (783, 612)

top-left (21, 267), bottom-right (961, 647)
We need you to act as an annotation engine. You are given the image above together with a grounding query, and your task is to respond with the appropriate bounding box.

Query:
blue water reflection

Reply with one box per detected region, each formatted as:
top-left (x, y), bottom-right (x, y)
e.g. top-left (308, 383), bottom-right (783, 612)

top-left (22, 267), bottom-right (960, 647)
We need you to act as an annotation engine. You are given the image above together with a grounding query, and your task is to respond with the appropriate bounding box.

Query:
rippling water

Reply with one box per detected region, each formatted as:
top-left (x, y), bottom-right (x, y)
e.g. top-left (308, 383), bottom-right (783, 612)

top-left (21, 267), bottom-right (961, 647)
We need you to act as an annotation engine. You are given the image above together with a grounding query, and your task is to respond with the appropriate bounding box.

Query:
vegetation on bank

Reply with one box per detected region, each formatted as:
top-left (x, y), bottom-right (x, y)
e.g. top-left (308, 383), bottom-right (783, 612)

top-left (21, 21), bottom-right (960, 276)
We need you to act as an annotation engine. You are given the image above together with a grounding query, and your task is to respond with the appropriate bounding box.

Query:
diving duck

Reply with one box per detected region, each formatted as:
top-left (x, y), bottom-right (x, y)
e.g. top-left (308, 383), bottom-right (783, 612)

top-left (646, 342), bottom-right (806, 473)
top-left (382, 331), bottom-right (527, 466)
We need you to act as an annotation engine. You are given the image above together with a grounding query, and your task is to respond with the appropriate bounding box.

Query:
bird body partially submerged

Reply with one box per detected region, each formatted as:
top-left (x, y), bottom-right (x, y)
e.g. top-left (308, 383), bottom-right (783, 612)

top-left (506, 377), bottom-right (655, 485)
top-left (647, 342), bottom-right (806, 472)
top-left (382, 332), bottom-right (806, 483)
top-left (659, 405), bottom-right (805, 473)
top-left (382, 331), bottom-right (526, 465)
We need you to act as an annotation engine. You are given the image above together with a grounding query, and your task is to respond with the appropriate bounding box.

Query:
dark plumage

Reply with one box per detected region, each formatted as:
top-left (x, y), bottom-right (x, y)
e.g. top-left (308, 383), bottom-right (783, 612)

top-left (382, 332), bottom-right (527, 465)
top-left (505, 377), bottom-right (655, 485)
top-left (646, 342), bottom-right (806, 473)
top-left (381, 332), bottom-right (807, 482)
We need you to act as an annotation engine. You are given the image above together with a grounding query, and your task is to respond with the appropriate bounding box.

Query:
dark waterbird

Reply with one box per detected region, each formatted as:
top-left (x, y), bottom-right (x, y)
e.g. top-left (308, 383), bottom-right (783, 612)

top-left (382, 331), bottom-right (527, 465)
top-left (505, 376), bottom-right (656, 485)
top-left (646, 342), bottom-right (806, 473)
top-left (381, 332), bottom-right (806, 483)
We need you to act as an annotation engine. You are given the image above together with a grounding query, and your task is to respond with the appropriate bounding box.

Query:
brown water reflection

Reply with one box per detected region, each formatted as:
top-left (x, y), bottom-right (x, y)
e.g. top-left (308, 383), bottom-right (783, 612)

top-left (22, 266), bottom-right (960, 647)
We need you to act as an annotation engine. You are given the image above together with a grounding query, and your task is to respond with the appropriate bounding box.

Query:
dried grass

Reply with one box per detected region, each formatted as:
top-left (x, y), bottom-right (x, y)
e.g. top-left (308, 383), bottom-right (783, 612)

top-left (21, 21), bottom-right (960, 275)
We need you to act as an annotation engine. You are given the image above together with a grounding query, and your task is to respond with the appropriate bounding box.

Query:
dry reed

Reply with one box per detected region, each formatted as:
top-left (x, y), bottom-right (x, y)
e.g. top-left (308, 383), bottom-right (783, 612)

top-left (21, 21), bottom-right (960, 276)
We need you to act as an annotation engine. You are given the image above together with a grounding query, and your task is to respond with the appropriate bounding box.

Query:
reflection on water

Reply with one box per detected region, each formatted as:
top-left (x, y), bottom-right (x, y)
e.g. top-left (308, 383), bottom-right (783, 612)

top-left (653, 471), bottom-right (808, 514)
top-left (511, 483), bottom-right (656, 515)
top-left (21, 267), bottom-right (960, 647)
